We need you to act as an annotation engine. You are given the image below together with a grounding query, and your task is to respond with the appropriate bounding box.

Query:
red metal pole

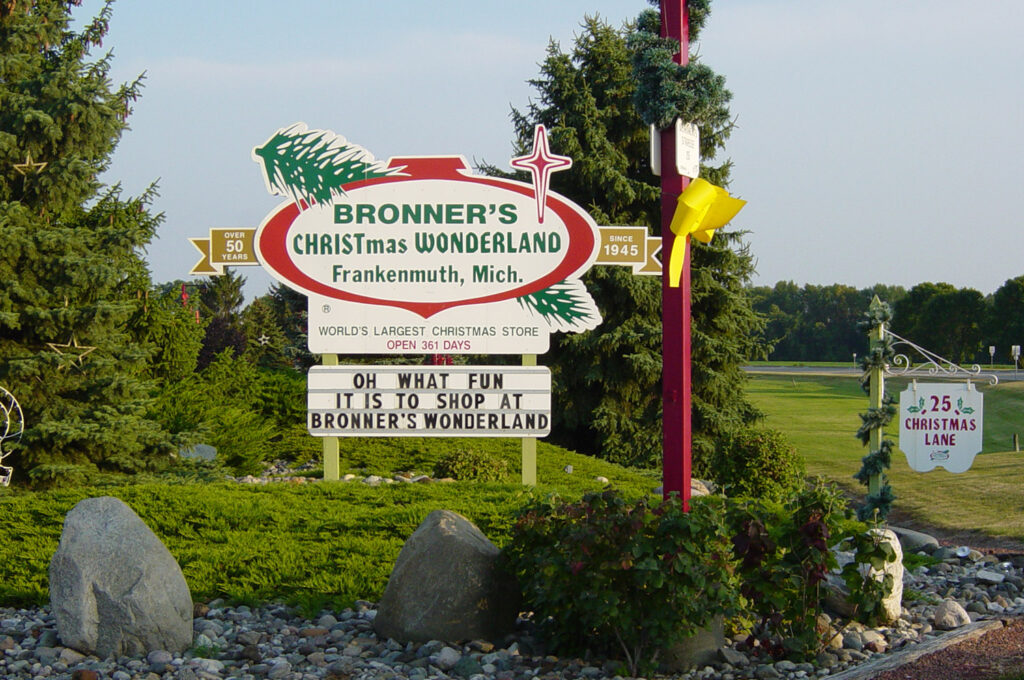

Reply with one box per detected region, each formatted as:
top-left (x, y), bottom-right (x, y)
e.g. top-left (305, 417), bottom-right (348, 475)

top-left (660, 0), bottom-right (691, 510)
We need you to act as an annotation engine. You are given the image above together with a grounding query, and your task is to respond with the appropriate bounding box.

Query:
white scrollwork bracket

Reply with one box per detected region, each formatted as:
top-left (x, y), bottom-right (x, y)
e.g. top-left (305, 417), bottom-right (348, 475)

top-left (884, 329), bottom-right (999, 386)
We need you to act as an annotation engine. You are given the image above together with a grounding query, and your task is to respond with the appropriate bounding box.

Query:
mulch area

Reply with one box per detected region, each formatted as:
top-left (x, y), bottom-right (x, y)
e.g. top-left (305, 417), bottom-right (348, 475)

top-left (862, 517), bottom-right (1024, 680)
top-left (872, 618), bottom-right (1024, 680)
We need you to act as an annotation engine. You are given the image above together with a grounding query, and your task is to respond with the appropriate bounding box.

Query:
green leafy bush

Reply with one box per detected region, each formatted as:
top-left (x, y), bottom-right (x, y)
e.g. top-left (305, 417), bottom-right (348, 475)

top-left (714, 427), bottom-right (805, 501)
top-left (503, 489), bottom-right (741, 675)
top-left (839, 527), bottom-right (901, 626)
top-left (432, 449), bottom-right (509, 482)
top-left (726, 482), bottom-right (859, 659)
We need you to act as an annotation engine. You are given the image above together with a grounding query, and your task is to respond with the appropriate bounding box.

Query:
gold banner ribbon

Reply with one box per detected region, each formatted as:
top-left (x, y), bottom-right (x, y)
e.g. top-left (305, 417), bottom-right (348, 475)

top-left (595, 226), bottom-right (663, 276)
top-left (189, 228), bottom-right (258, 275)
top-left (666, 178), bottom-right (746, 287)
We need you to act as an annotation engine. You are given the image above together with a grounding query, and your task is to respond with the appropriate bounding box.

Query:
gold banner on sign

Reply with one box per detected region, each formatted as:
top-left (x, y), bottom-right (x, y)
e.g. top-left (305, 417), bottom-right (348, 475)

top-left (189, 228), bottom-right (258, 275)
top-left (595, 226), bottom-right (662, 276)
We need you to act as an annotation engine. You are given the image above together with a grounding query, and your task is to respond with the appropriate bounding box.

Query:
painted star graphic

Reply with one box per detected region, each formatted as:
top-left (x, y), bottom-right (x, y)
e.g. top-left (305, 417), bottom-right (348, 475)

top-left (14, 152), bottom-right (47, 176)
top-left (510, 124), bottom-right (572, 224)
top-left (46, 336), bottom-right (97, 371)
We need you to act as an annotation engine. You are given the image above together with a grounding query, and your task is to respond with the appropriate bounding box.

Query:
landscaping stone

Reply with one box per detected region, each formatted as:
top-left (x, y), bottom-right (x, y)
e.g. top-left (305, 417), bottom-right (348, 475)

top-left (889, 526), bottom-right (939, 554)
top-left (48, 496), bottom-right (193, 658)
top-left (824, 529), bottom-right (904, 624)
top-left (933, 599), bottom-right (972, 630)
top-left (661, 614), bottom-right (725, 672)
top-left (976, 569), bottom-right (1006, 584)
top-left (179, 443), bottom-right (216, 461)
top-left (374, 510), bottom-right (520, 643)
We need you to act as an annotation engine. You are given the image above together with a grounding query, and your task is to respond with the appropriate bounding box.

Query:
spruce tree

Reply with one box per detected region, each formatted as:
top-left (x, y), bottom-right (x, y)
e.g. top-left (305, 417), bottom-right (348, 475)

top-left (0, 1), bottom-right (174, 482)
top-left (498, 6), bottom-right (766, 472)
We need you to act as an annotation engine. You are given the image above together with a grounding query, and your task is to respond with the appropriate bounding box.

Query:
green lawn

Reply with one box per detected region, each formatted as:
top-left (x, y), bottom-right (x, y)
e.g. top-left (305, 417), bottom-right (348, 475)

top-left (747, 373), bottom-right (1024, 541)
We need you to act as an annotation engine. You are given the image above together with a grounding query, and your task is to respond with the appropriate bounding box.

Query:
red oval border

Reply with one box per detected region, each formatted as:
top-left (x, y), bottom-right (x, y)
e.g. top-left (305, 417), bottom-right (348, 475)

top-left (256, 157), bottom-right (596, 319)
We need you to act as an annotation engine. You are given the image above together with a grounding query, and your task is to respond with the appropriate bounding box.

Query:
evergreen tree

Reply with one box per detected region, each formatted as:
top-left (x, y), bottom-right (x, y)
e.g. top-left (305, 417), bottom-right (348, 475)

top-left (196, 269), bottom-right (245, 320)
top-left (497, 6), bottom-right (767, 471)
top-left (240, 296), bottom-right (290, 368)
top-left (265, 282), bottom-right (316, 369)
top-left (129, 284), bottom-right (205, 382)
top-left (194, 270), bottom-right (248, 369)
top-left (0, 1), bottom-right (174, 482)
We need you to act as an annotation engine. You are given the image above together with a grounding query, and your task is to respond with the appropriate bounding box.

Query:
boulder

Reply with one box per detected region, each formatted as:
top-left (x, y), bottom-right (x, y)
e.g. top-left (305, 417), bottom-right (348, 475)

top-left (652, 479), bottom-right (715, 498)
top-left (49, 496), bottom-right (193, 658)
top-left (179, 444), bottom-right (217, 461)
top-left (889, 526), bottom-right (939, 554)
top-left (660, 614), bottom-right (724, 671)
top-left (374, 509), bottom-right (520, 642)
top-left (933, 599), bottom-right (971, 630)
top-left (825, 529), bottom-right (904, 624)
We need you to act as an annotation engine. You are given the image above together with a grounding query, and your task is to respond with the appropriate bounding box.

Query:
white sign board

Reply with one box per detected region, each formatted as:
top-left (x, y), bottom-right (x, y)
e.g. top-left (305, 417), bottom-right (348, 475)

top-left (898, 383), bottom-right (983, 473)
top-left (252, 123), bottom-right (601, 355)
top-left (307, 366), bottom-right (551, 437)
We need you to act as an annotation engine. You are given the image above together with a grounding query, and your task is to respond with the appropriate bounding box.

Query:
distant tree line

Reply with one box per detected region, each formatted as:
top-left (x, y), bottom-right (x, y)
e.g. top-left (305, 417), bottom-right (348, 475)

top-left (749, 277), bottom-right (1024, 366)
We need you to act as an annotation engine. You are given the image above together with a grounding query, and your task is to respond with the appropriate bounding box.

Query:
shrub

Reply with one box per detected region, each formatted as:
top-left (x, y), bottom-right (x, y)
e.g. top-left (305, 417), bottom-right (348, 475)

top-left (839, 527), bottom-right (901, 626)
top-left (725, 482), bottom-right (860, 659)
top-left (433, 449), bottom-right (509, 482)
top-left (714, 427), bottom-right (805, 501)
top-left (151, 353), bottom-right (308, 474)
top-left (503, 489), bottom-right (741, 675)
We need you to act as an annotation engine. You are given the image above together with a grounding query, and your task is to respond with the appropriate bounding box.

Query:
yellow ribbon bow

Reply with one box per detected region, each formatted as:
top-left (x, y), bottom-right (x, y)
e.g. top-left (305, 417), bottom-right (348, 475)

top-left (667, 178), bottom-right (746, 287)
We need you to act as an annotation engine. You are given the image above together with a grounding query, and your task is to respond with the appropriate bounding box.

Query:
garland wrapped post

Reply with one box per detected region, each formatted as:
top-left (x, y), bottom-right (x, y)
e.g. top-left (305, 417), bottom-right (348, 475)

top-left (854, 296), bottom-right (897, 520)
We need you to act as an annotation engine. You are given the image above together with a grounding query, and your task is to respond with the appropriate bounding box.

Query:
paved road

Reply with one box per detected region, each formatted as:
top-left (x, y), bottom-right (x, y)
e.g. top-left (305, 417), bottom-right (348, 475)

top-left (744, 365), bottom-right (1024, 382)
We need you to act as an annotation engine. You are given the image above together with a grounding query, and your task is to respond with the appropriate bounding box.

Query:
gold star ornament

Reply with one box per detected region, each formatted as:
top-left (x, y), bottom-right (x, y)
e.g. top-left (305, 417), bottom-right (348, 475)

top-left (47, 336), bottom-right (97, 371)
top-left (14, 152), bottom-right (47, 176)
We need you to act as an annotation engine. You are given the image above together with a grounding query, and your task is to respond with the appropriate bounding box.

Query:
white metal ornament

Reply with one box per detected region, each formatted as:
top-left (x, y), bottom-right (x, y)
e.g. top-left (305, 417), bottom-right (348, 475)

top-left (0, 386), bottom-right (24, 487)
top-left (884, 329), bottom-right (999, 386)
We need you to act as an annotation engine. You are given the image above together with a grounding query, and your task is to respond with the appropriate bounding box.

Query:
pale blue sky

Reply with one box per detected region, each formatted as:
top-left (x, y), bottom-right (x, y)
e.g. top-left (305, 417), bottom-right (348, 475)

top-left (78, 1), bottom-right (1024, 300)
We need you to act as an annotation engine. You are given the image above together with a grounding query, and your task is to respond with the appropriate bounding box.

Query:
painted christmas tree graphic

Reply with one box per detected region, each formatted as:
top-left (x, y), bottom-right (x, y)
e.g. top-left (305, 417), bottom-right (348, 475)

top-left (517, 279), bottom-right (596, 330)
top-left (253, 123), bottom-right (401, 209)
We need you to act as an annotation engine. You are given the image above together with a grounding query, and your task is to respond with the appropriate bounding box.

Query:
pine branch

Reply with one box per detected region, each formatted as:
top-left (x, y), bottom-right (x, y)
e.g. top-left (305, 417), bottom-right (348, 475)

top-left (517, 280), bottom-right (599, 330)
top-left (252, 123), bottom-right (399, 209)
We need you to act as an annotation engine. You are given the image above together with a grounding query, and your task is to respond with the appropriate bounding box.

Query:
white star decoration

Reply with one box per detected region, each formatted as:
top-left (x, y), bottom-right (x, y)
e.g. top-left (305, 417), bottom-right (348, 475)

top-left (510, 124), bottom-right (572, 224)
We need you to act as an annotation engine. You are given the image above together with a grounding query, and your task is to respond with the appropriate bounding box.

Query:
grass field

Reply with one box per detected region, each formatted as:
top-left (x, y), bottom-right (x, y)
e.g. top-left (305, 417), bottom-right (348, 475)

top-left (747, 372), bottom-right (1024, 541)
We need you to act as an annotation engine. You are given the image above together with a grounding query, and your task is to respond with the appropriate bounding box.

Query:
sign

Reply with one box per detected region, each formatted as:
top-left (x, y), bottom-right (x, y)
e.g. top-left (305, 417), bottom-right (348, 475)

top-left (898, 382), bottom-right (983, 473)
top-left (252, 123), bottom-right (601, 354)
top-left (307, 366), bottom-right (550, 437)
top-left (190, 228), bottom-right (258, 275)
top-left (649, 119), bottom-right (700, 179)
top-left (594, 226), bottom-right (661, 275)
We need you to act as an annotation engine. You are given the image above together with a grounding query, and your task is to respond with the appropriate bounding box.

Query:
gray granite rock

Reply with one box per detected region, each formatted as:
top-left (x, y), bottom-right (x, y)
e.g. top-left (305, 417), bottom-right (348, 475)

top-left (48, 496), bottom-right (193, 658)
top-left (933, 598), bottom-right (972, 630)
top-left (374, 510), bottom-right (520, 642)
top-left (889, 526), bottom-right (939, 554)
